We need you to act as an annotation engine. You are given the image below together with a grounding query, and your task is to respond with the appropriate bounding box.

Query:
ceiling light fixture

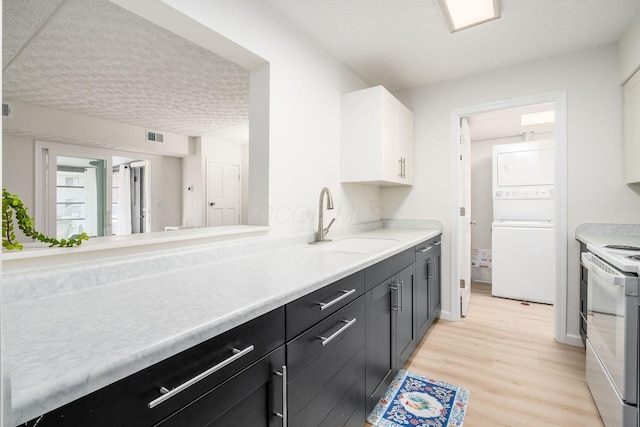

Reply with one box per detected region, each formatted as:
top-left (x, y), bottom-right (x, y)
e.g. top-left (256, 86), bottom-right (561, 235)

top-left (521, 111), bottom-right (555, 126)
top-left (438, 0), bottom-right (501, 33)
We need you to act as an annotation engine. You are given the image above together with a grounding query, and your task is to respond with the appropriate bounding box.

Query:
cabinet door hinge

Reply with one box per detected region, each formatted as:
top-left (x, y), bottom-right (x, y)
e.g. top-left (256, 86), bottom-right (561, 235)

top-left (459, 207), bottom-right (465, 216)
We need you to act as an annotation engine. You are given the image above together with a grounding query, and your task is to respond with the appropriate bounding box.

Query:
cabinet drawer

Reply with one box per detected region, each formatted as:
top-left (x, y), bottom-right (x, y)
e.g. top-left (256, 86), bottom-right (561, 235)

top-left (365, 248), bottom-right (414, 292)
top-left (155, 346), bottom-right (285, 427)
top-left (289, 349), bottom-right (365, 427)
top-left (286, 271), bottom-right (364, 341)
top-left (28, 307), bottom-right (285, 427)
top-left (286, 297), bottom-right (365, 424)
top-left (415, 236), bottom-right (442, 261)
top-left (287, 296), bottom-right (365, 379)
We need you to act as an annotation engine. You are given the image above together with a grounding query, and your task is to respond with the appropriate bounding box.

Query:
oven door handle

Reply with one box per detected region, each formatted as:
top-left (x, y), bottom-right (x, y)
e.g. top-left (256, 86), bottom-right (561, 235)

top-left (581, 252), bottom-right (626, 288)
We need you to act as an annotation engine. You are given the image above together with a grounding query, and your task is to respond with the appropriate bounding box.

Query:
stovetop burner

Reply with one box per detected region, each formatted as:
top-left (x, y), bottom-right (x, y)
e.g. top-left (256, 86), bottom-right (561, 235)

top-left (604, 244), bottom-right (640, 251)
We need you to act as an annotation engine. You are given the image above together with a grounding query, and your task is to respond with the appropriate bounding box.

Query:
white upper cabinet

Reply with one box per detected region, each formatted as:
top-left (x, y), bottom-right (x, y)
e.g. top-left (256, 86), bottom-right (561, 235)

top-left (624, 69), bottom-right (640, 184)
top-left (340, 86), bottom-right (414, 186)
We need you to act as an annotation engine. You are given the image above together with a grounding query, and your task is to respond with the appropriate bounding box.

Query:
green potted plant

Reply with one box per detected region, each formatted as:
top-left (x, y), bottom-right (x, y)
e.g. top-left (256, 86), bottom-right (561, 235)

top-left (2, 188), bottom-right (89, 250)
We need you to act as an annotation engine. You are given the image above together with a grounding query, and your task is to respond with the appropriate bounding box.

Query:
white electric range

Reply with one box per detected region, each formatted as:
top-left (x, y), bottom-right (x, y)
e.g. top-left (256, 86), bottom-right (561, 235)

top-left (586, 243), bottom-right (640, 274)
top-left (582, 243), bottom-right (639, 427)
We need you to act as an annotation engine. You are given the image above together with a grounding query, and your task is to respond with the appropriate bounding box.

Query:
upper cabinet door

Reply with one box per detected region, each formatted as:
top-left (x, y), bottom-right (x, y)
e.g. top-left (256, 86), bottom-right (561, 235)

top-left (340, 86), bottom-right (414, 186)
top-left (624, 70), bottom-right (640, 184)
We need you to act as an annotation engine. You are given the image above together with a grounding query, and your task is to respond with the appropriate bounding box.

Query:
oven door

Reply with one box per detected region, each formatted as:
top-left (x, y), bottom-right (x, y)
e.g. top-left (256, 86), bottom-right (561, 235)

top-left (582, 252), bottom-right (638, 405)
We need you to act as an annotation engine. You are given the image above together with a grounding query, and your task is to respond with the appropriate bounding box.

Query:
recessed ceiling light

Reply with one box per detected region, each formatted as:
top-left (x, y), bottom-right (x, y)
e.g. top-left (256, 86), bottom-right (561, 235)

top-left (438, 0), bottom-right (501, 33)
top-left (521, 111), bottom-right (555, 126)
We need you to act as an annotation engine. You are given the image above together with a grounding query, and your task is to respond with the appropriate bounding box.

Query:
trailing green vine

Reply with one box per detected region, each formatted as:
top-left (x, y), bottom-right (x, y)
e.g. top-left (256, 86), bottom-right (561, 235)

top-left (2, 188), bottom-right (89, 250)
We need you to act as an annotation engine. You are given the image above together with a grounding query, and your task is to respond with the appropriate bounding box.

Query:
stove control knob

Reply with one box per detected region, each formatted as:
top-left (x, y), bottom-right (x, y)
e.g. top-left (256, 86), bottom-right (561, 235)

top-left (495, 191), bottom-right (503, 197)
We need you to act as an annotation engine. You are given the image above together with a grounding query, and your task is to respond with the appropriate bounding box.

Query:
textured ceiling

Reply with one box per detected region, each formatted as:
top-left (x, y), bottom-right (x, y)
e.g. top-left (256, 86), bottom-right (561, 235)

top-left (264, 0), bottom-right (640, 90)
top-left (2, 0), bottom-right (250, 138)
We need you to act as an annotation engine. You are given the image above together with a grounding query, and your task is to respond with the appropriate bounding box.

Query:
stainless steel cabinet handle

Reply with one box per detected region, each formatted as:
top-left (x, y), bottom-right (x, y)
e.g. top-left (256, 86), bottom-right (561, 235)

top-left (148, 345), bottom-right (255, 409)
top-left (390, 284), bottom-right (399, 311)
top-left (398, 280), bottom-right (404, 311)
top-left (418, 246), bottom-right (433, 253)
top-left (434, 241), bottom-right (441, 246)
top-left (398, 157), bottom-right (406, 178)
top-left (273, 365), bottom-right (288, 426)
top-left (319, 318), bottom-right (357, 346)
top-left (317, 289), bottom-right (356, 311)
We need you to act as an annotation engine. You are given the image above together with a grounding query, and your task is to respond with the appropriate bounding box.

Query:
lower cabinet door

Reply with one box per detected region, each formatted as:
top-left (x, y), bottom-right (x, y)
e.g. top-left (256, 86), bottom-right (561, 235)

top-left (415, 254), bottom-right (430, 340)
top-left (396, 264), bottom-right (415, 369)
top-left (156, 346), bottom-right (285, 427)
top-left (365, 277), bottom-right (396, 414)
top-left (428, 249), bottom-right (441, 320)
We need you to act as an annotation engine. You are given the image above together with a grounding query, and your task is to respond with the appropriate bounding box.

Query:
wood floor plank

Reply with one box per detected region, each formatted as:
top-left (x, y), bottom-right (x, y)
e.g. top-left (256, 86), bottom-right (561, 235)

top-left (364, 283), bottom-right (604, 427)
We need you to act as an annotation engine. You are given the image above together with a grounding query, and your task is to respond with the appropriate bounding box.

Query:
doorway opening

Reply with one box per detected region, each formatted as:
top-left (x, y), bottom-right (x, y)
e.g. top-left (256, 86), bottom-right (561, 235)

top-left (450, 91), bottom-right (570, 344)
top-left (36, 141), bottom-right (152, 239)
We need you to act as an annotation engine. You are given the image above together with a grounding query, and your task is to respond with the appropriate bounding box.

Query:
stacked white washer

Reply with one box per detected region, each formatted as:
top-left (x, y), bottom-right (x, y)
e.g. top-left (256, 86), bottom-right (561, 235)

top-left (491, 140), bottom-right (556, 304)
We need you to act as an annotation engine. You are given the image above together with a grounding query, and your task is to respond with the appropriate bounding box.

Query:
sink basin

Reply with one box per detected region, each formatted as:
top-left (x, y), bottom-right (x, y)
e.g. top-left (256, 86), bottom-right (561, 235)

top-left (307, 237), bottom-right (399, 254)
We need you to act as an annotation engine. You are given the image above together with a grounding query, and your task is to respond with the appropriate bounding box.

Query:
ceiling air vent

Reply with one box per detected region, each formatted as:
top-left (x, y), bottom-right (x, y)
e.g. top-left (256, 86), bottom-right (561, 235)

top-left (146, 130), bottom-right (164, 143)
top-left (2, 103), bottom-right (13, 119)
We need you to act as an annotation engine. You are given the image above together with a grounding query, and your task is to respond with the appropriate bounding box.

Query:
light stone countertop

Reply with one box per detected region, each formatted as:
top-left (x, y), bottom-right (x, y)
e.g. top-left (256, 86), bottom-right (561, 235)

top-left (575, 223), bottom-right (640, 246)
top-left (2, 223), bottom-right (441, 425)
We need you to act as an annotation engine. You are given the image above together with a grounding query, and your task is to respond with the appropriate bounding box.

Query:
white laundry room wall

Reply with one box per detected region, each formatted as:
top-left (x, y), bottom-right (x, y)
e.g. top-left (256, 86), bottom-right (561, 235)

top-left (387, 44), bottom-right (640, 339)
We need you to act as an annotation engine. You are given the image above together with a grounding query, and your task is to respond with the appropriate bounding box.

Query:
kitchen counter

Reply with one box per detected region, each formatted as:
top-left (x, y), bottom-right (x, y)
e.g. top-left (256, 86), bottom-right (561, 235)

top-left (2, 221), bottom-right (441, 425)
top-left (575, 223), bottom-right (640, 246)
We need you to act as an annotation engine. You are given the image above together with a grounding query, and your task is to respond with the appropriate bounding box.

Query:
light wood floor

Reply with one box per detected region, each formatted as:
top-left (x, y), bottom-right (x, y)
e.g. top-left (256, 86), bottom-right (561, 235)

top-left (365, 282), bottom-right (604, 427)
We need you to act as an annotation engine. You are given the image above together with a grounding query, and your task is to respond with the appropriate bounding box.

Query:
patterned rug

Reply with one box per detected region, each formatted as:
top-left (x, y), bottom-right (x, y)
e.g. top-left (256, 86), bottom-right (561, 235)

top-left (367, 370), bottom-right (469, 427)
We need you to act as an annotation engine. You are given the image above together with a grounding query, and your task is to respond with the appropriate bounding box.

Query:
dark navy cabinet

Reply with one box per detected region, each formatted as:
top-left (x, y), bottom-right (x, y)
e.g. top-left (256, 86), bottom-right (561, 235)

top-left (364, 247), bottom-right (415, 413)
top-left (284, 271), bottom-right (366, 427)
top-left (579, 241), bottom-right (588, 346)
top-left (415, 236), bottom-right (442, 341)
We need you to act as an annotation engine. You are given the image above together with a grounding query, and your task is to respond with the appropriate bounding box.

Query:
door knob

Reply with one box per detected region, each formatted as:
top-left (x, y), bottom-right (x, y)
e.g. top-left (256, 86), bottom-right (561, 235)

top-left (209, 202), bottom-right (216, 207)
top-left (470, 220), bottom-right (477, 225)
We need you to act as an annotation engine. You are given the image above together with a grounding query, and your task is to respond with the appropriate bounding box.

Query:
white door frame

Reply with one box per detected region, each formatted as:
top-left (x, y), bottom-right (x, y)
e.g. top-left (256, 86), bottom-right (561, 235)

top-left (449, 90), bottom-right (569, 344)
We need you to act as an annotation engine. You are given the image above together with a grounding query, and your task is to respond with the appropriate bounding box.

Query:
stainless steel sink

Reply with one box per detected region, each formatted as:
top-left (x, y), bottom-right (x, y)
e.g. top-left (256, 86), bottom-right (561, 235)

top-left (307, 237), bottom-right (399, 254)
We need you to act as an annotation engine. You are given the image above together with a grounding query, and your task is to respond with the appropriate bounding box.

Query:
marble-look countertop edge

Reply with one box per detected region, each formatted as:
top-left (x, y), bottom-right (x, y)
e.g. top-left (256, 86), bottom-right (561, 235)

top-left (6, 226), bottom-right (442, 425)
top-left (575, 223), bottom-right (640, 245)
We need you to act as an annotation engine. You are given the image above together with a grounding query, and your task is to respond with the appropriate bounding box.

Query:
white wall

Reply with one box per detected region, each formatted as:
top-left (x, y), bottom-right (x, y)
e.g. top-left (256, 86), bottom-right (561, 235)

top-left (3, 101), bottom-right (189, 156)
top-left (161, 0), bottom-right (381, 235)
top-left (385, 44), bottom-right (640, 338)
top-left (2, 102), bottom-right (184, 233)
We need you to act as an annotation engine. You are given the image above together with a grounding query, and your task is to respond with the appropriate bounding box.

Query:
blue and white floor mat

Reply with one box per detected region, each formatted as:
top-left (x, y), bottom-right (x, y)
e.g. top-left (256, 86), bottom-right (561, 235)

top-left (367, 370), bottom-right (469, 427)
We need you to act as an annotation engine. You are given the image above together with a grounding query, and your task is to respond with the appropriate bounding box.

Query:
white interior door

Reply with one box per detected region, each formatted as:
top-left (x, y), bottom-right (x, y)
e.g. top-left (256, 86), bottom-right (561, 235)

top-left (459, 117), bottom-right (472, 316)
top-left (206, 161), bottom-right (240, 227)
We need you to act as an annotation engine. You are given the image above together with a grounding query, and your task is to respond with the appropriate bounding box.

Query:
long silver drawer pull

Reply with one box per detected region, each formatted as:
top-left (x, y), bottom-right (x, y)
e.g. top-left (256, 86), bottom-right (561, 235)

top-left (317, 289), bottom-right (356, 311)
top-left (148, 345), bottom-right (255, 409)
top-left (399, 280), bottom-right (404, 311)
top-left (273, 365), bottom-right (288, 426)
top-left (434, 241), bottom-right (441, 246)
top-left (319, 318), bottom-right (357, 346)
top-left (418, 246), bottom-right (433, 253)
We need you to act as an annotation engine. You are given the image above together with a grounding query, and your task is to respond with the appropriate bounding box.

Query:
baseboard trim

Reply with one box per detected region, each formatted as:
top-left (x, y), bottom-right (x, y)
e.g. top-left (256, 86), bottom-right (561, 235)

top-left (563, 333), bottom-right (584, 347)
top-left (439, 310), bottom-right (453, 321)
